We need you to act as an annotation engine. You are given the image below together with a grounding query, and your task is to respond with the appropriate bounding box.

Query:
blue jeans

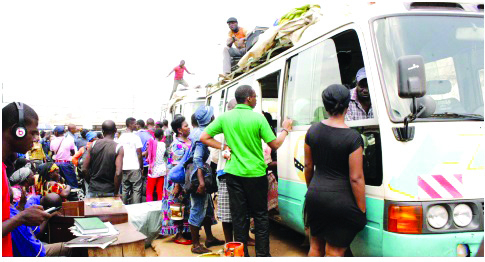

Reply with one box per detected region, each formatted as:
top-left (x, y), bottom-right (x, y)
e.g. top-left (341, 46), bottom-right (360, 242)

top-left (57, 162), bottom-right (78, 188)
top-left (189, 193), bottom-right (214, 227)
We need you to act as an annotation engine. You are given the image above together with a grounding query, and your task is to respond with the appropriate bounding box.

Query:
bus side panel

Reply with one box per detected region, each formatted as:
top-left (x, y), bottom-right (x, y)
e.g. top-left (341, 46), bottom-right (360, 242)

top-left (277, 130), bottom-right (308, 235)
top-left (381, 231), bottom-right (483, 257)
top-left (277, 179), bottom-right (307, 235)
top-left (351, 197), bottom-right (385, 257)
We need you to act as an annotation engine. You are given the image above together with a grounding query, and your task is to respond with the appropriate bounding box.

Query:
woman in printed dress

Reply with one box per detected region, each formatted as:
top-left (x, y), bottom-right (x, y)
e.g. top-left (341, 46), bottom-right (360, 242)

top-left (35, 162), bottom-right (71, 200)
top-left (160, 116), bottom-right (192, 244)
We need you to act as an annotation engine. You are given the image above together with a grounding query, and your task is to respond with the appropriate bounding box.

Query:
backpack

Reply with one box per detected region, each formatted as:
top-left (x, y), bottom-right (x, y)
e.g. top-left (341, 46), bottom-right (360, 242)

top-left (78, 142), bottom-right (96, 168)
top-left (183, 156), bottom-right (217, 195)
top-left (77, 147), bottom-right (89, 168)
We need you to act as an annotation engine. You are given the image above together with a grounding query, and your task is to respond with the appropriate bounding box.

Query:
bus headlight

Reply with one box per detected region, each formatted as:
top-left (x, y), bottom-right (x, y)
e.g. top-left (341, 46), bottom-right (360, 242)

top-left (453, 204), bottom-right (473, 227)
top-left (427, 205), bottom-right (448, 229)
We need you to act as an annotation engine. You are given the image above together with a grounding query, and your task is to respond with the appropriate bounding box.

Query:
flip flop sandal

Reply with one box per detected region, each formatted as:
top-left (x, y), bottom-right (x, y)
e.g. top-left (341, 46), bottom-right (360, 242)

top-left (191, 245), bottom-right (211, 254)
top-left (205, 239), bottom-right (225, 248)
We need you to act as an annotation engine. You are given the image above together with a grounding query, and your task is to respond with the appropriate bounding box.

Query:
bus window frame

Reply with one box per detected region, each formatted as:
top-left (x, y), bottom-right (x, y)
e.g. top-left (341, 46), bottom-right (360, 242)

top-left (279, 24), bottom-right (384, 187)
top-left (257, 69), bottom-right (282, 127)
top-left (369, 13), bottom-right (484, 123)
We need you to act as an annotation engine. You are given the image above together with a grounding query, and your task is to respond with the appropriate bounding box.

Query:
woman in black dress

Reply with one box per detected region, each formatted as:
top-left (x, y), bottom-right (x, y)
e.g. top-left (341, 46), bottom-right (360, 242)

top-left (304, 84), bottom-right (366, 257)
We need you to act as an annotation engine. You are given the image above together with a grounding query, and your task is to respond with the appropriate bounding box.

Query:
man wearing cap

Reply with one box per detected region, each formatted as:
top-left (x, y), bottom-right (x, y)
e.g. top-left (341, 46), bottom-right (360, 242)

top-left (222, 17), bottom-right (248, 76)
top-left (345, 67), bottom-right (374, 121)
top-left (50, 126), bottom-right (78, 188)
top-left (188, 105), bottom-right (224, 254)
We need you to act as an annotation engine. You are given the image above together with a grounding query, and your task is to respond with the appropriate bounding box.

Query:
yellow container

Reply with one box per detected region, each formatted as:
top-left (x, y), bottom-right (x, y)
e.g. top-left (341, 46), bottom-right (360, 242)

top-left (169, 203), bottom-right (185, 220)
top-left (198, 252), bottom-right (221, 257)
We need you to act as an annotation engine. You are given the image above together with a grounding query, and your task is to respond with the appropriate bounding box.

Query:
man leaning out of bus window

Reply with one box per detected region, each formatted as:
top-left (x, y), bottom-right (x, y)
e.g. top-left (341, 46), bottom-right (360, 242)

top-left (345, 67), bottom-right (373, 121)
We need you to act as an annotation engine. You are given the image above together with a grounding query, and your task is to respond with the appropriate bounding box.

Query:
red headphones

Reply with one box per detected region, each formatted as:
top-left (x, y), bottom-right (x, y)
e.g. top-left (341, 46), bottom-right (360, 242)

top-left (13, 102), bottom-right (26, 139)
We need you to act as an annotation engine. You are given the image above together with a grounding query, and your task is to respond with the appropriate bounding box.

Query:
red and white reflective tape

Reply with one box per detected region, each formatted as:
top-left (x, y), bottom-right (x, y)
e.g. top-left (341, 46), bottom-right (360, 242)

top-left (418, 174), bottom-right (463, 199)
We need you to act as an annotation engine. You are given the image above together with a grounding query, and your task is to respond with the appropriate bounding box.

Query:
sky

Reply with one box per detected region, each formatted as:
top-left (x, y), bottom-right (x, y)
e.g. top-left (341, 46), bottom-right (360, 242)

top-left (0, 0), bottom-right (318, 127)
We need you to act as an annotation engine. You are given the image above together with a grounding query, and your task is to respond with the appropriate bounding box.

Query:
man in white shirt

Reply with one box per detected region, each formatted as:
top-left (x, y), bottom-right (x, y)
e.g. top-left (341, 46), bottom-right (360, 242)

top-left (117, 117), bottom-right (143, 204)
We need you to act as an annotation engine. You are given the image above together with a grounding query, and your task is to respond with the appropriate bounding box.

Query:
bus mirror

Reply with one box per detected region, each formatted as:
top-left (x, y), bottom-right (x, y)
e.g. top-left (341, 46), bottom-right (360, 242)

top-left (393, 56), bottom-right (428, 142)
top-left (397, 55), bottom-right (426, 99)
top-left (411, 96), bottom-right (436, 118)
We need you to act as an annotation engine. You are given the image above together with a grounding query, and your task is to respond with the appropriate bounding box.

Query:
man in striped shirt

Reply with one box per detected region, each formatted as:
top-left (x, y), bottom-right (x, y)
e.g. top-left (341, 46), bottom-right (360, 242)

top-left (345, 67), bottom-right (374, 121)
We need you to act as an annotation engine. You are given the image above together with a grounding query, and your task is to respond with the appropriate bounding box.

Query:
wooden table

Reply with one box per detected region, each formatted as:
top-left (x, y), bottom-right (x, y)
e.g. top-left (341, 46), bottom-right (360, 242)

top-left (87, 222), bottom-right (147, 257)
top-left (84, 197), bottom-right (128, 224)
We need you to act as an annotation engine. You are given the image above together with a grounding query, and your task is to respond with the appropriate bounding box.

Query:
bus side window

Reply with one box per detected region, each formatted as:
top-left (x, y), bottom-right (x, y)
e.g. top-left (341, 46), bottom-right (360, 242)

top-left (361, 131), bottom-right (383, 186)
top-left (283, 39), bottom-right (341, 126)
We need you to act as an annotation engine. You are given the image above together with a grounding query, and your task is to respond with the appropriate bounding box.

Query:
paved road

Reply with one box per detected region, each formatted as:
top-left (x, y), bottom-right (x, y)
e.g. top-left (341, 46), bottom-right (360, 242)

top-left (147, 221), bottom-right (309, 257)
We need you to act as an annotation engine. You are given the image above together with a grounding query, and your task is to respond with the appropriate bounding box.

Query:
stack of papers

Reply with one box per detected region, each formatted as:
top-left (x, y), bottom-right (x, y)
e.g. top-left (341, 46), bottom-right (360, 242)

top-left (64, 235), bottom-right (118, 249)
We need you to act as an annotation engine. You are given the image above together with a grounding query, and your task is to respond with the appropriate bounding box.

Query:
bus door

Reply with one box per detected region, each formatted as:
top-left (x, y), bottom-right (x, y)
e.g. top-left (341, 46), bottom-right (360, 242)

top-left (277, 28), bottom-right (384, 239)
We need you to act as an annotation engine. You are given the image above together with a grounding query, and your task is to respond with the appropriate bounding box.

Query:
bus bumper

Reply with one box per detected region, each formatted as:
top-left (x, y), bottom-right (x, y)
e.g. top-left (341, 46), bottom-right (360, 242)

top-left (382, 231), bottom-right (483, 256)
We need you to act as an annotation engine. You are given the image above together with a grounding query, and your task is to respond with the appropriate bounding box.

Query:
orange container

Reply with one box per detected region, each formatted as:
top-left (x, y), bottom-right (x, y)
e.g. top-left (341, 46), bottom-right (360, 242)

top-left (224, 242), bottom-right (244, 257)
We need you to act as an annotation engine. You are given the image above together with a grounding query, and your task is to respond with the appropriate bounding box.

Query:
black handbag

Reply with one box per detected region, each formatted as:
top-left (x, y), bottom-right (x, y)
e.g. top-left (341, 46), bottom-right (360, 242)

top-left (183, 157), bottom-right (217, 194)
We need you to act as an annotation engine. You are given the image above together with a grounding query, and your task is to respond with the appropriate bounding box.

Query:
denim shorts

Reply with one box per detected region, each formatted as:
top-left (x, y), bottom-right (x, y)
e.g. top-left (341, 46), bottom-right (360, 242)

top-left (189, 193), bottom-right (214, 227)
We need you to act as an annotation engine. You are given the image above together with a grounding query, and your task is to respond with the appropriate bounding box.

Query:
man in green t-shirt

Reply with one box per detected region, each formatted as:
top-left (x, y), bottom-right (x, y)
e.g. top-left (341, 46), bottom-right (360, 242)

top-left (201, 85), bottom-right (293, 257)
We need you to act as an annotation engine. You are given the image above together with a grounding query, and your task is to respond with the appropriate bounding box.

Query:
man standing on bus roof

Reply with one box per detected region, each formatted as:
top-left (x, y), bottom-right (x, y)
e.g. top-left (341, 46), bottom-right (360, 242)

top-left (200, 85), bottom-right (293, 257)
top-left (222, 17), bottom-right (247, 76)
top-left (167, 60), bottom-right (194, 98)
top-left (345, 67), bottom-right (374, 121)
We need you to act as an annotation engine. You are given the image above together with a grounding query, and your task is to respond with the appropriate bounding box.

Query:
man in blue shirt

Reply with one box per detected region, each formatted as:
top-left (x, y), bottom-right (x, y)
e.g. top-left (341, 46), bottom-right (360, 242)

top-left (10, 192), bottom-right (80, 257)
top-left (188, 106), bottom-right (224, 254)
top-left (136, 119), bottom-right (154, 176)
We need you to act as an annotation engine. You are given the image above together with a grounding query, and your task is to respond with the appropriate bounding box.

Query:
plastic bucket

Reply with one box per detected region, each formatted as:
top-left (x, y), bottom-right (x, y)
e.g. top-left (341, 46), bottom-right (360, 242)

top-left (224, 242), bottom-right (244, 257)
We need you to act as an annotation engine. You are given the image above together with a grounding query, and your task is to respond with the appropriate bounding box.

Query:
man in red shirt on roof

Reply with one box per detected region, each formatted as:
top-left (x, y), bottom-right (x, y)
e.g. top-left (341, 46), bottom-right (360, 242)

top-left (167, 60), bottom-right (194, 99)
top-left (2, 102), bottom-right (52, 256)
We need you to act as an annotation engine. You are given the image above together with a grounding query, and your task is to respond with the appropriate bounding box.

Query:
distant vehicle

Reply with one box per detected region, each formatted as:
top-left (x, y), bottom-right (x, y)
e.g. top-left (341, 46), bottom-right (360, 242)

top-left (166, 88), bottom-right (206, 127)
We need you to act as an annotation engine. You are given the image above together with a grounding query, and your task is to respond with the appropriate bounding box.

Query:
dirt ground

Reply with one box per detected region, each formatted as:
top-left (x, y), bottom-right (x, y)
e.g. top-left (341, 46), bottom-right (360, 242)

top-left (147, 221), bottom-right (308, 257)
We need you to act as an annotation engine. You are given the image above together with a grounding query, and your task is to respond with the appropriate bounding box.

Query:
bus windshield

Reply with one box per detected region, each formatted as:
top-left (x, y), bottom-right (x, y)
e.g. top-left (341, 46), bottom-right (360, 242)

top-left (374, 15), bottom-right (484, 121)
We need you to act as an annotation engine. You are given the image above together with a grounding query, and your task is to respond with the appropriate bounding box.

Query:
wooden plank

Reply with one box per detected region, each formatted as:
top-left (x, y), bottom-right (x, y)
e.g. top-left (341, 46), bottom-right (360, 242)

top-left (121, 240), bottom-right (145, 257)
top-left (112, 222), bottom-right (147, 245)
top-left (61, 201), bottom-right (84, 216)
top-left (87, 223), bottom-right (147, 257)
top-left (88, 245), bottom-right (123, 257)
top-left (84, 197), bottom-right (128, 224)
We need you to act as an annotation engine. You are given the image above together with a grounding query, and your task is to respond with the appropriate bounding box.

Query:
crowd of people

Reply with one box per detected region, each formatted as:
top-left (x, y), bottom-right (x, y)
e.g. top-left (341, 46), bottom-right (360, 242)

top-left (3, 77), bottom-right (373, 257)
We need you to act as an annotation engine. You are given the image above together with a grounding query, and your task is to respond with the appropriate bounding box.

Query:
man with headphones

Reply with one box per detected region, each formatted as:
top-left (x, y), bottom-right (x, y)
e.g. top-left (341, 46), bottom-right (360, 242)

top-left (2, 102), bottom-right (54, 256)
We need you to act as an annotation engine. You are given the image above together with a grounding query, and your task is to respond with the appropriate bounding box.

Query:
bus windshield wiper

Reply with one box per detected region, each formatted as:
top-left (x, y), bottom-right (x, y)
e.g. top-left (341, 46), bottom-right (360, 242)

top-left (428, 113), bottom-right (484, 120)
